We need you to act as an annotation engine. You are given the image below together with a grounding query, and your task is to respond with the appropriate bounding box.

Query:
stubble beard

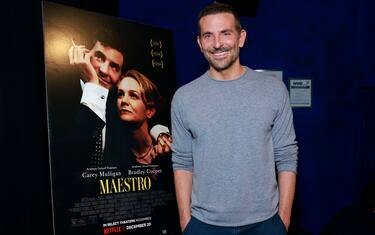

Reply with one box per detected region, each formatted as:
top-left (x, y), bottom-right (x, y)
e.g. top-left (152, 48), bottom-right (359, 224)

top-left (203, 46), bottom-right (240, 72)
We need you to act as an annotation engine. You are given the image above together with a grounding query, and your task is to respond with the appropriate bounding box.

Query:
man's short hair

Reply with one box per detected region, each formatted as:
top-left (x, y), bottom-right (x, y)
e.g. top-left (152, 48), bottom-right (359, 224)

top-left (90, 27), bottom-right (126, 72)
top-left (197, 2), bottom-right (242, 34)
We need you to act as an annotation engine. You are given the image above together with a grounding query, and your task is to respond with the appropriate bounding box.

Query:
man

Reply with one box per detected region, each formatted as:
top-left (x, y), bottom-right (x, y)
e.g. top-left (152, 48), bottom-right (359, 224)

top-left (171, 2), bottom-right (298, 235)
top-left (68, 35), bottom-right (171, 168)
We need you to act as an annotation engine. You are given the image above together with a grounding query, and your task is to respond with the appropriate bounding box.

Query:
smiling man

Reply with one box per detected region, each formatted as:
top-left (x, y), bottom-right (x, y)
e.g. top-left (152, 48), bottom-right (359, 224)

top-left (171, 2), bottom-right (298, 235)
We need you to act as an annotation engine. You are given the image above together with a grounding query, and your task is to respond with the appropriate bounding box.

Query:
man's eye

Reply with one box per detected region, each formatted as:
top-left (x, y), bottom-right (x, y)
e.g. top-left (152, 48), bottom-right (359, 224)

top-left (112, 67), bottom-right (119, 72)
top-left (110, 63), bottom-right (120, 72)
top-left (94, 51), bottom-right (106, 63)
top-left (95, 56), bottom-right (104, 62)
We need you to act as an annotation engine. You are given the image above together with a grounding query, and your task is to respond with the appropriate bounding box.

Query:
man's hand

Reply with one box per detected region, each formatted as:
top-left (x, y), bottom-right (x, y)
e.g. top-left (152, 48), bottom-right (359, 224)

top-left (174, 170), bottom-right (193, 233)
top-left (150, 125), bottom-right (172, 157)
top-left (180, 215), bottom-right (191, 232)
top-left (278, 212), bottom-right (290, 231)
top-left (277, 171), bottom-right (296, 232)
top-left (154, 133), bottom-right (172, 156)
top-left (68, 39), bottom-right (99, 84)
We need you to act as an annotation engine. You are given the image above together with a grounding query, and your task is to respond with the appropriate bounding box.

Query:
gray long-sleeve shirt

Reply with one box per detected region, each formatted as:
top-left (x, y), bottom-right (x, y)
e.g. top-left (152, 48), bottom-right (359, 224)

top-left (171, 67), bottom-right (298, 226)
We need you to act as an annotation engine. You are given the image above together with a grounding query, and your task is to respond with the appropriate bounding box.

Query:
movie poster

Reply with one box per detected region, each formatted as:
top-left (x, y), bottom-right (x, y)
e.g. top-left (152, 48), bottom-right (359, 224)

top-left (43, 2), bottom-right (180, 234)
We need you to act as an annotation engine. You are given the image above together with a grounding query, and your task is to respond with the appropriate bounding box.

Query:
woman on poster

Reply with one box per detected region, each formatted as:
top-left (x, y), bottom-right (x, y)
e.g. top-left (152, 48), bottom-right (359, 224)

top-left (105, 69), bottom-right (172, 169)
top-left (103, 69), bottom-right (179, 234)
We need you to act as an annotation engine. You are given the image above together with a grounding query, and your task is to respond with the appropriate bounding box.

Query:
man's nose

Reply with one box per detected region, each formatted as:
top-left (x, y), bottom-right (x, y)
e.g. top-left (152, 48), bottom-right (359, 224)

top-left (213, 35), bottom-right (223, 49)
top-left (99, 61), bottom-right (110, 75)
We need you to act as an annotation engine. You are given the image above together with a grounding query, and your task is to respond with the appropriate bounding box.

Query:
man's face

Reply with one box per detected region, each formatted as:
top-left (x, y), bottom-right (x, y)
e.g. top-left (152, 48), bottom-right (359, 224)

top-left (197, 13), bottom-right (246, 72)
top-left (90, 41), bottom-right (124, 89)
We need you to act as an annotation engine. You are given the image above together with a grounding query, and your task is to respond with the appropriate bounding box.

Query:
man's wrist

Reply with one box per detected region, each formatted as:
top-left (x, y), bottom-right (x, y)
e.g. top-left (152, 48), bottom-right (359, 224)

top-left (278, 211), bottom-right (290, 230)
top-left (180, 215), bottom-right (191, 231)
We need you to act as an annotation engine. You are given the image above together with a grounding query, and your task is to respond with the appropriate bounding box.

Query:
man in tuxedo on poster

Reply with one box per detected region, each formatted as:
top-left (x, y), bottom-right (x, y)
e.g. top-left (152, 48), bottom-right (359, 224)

top-left (68, 31), bottom-right (172, 170)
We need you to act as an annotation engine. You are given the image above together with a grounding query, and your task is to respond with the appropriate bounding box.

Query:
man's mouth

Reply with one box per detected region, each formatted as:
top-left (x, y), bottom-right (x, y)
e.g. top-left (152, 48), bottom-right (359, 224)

top-left (212, 51), bottom-right (228, 59)
top-left (210, 48), bottom-right (230, 59)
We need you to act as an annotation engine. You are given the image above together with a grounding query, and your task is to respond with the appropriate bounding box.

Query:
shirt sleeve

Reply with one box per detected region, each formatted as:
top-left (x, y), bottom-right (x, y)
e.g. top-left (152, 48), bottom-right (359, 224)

top-left (150, 124), bottom-right (170, 141)
top-left (272, 83), bottom-right (298, 174)
top-left (171, 92), bottom-right (194, 172)
top-left (80, 82), bottom-right (109, 122)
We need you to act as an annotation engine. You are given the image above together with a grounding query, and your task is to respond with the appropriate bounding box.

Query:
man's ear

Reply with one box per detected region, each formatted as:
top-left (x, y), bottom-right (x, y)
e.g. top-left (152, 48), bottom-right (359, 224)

top-left (197, 35), bottom-right (203, 52)
top-left (239, 29), bottom-right (247, 48)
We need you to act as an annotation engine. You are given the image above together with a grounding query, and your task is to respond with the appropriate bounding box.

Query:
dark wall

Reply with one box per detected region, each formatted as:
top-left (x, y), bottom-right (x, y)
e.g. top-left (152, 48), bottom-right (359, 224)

top-left (242, 1), bottom-right (375, 233)
top-left (3, 1), bottom-right (51, 234)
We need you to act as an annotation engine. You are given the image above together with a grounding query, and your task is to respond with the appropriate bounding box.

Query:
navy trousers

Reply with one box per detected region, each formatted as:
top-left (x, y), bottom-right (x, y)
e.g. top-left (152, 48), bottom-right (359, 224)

top-left (183, 213), bottom-right (287, 235)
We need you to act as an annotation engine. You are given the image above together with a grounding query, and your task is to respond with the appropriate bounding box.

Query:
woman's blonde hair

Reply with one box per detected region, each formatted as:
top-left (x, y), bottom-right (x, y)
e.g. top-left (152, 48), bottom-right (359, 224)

top-left (118, 69), bottom-right (161, 112)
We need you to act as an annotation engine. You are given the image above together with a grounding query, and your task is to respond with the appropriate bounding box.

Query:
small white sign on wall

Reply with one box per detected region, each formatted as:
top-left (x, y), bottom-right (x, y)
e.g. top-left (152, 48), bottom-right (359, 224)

top-left (289, 78), bottom-right (312, 108)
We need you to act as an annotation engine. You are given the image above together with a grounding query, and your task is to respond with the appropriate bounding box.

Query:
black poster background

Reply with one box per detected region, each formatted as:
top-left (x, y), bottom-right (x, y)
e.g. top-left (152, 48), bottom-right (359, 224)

top-left (42, 2), bottom-right (179, 235)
